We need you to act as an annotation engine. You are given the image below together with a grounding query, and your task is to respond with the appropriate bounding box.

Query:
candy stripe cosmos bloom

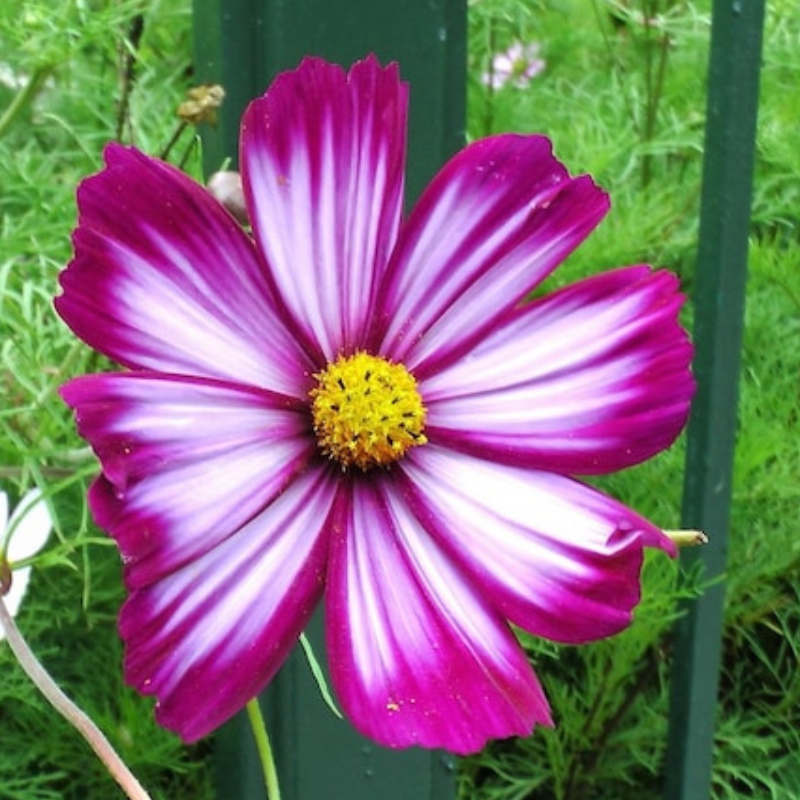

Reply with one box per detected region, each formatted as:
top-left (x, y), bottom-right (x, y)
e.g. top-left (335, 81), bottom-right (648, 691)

top-left (56, 56), bottom-right (694, 754)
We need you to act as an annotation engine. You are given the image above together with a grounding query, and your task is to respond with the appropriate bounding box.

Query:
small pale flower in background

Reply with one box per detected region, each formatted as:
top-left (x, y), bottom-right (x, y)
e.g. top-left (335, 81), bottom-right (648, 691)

top-left (0, 488), bottom-right (52, 638)
top-left (0, 63), bottom-right (28, 91)
top-left (483, 41), bottom-right (546, 89)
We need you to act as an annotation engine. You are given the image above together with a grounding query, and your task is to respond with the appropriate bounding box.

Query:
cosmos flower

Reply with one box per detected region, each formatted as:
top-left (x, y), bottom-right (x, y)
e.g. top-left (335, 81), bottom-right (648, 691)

top-left (483, 42), bottom-right (546, 90)
top-left (56, 55), bottom-right (693, 754)
top-left (0, 488), bottom-right (52, 639)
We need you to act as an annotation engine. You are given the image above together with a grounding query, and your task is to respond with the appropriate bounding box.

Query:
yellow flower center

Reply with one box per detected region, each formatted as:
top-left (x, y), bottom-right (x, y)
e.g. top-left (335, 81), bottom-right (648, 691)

top-left (310, 352), bottom-right (427, 471)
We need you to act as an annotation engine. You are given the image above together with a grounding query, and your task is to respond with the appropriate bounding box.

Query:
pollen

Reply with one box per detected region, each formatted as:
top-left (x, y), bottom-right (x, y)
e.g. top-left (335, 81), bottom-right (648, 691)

top-left (310, 352), bottom-right (427, 471)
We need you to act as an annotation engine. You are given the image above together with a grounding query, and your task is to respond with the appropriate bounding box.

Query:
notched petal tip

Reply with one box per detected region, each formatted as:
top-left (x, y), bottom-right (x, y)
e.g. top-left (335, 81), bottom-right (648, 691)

top-left (56, 144), bottom-right (310, 393)
top-left (241, 51), bottom-right (408, 360)
top-left (378, 134), bottom-right (611, 372)
top-left (423, 264), bottom-right (695, 473)
top-left (267, 52), bottom-right (403, 97)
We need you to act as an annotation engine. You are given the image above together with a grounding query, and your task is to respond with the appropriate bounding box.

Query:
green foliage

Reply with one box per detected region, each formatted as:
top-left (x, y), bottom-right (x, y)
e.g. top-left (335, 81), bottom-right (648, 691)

top-left (461, 1), bottom-right (800, 798)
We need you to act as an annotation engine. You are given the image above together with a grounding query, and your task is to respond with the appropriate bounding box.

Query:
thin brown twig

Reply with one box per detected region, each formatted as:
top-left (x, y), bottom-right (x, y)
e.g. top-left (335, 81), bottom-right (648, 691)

top-left (116, 13), bottom-right (145, 141)
top-left (0, 595), bottom-right (153, 800)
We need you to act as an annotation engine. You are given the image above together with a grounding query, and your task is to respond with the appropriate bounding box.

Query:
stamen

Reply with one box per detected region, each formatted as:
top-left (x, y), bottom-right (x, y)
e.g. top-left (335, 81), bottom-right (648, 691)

top-left (310, 352), bottom-right (427, 471)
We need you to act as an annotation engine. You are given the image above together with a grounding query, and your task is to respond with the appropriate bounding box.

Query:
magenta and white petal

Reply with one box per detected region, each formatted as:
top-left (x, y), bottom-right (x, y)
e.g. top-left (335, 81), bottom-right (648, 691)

top-left (56, 144), bottom-right (312, 396)
top-left (398, 445), bottom-right (674, 645)
top-left (242, 55), bottom-right (407, 360)
top-left (120, 467), bottom-right (338, 742)
top-left (60, 373), bottom-right (315, 588)
top-left (326, 477), bottom-right (551, 755)
top-left (422, 267), bottom-right (694, 473)
top-left (374, 134), bottom-right (609, 375)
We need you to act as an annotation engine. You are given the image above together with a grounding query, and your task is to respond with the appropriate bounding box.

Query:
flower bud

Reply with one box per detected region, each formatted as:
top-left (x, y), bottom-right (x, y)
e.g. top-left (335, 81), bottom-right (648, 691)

top-left (207, 170), bottom-right (248, 226)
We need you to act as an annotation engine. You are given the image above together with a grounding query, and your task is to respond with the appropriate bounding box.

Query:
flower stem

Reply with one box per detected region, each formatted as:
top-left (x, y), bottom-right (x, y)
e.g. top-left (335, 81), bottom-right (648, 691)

top-left (246, 698), bottom-right (282, 800)
top-left (159, 120), bottom-right (187, 161)
top-left (0, 66), bottom-right (53, 141)
top-left (0, 595), bottom-right (153, 800)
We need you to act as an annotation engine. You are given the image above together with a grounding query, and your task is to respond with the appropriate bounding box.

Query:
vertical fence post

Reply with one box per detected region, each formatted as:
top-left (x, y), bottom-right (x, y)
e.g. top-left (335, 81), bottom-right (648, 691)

top-left (664, 2), bottom-right (766, 798)
top-left (191, 2), bottom-right (466, 799)
top-left (192, 0), bottom-right (466, 201)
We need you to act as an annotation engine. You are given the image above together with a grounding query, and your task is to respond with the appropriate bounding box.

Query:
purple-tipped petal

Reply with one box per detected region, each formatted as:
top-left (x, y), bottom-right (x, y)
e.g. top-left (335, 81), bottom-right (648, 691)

top-left (399, 445), bottom-right (674, 645)
top-left (326, 477), bottom-right (551, 755)
top-left (422, 267), bottom-right (694, 473)
top-left (120, 467), bottom-right (337, 742)
top-left (56, 144), bottom-right (312, 396)
top-left (61, 373), bottom-right (315, 587)
top-left (374, 134), bottom-right (609, 375)
top-left (242, 55), bottom-right (407, 360)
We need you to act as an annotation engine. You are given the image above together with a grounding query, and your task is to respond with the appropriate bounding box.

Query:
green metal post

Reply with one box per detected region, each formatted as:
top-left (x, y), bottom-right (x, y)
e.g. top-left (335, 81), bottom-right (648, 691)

top-left (191, 2), bottom-right (466, 798)
top-left (664, 2), bottom-right (765, 798)
top-left (192, 0), bottom-right (466, 200)
top-left (214, 614), bottom-right (458, 799)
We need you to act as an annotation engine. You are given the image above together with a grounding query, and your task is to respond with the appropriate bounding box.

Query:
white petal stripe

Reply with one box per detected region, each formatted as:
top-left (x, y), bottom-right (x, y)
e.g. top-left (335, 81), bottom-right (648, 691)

top-left (398, 446), bottom-right (671, 644)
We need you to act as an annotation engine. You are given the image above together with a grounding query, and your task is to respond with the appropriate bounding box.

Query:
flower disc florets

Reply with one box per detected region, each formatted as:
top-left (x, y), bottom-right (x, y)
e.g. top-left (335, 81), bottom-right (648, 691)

top-left (310, 352), bottom-right (427, 470)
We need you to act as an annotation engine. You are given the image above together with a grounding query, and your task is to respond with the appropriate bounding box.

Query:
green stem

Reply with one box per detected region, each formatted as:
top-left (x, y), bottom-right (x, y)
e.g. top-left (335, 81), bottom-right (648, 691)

top-left (160, 120), bottom-right (187, 161)
top-left (0, 595), bottom-right (153, 800)
top-left (0, 66), bottom-right (54, 140)
top-left (482, 18), bottom-right (496, 136)
top-left (246, 698), bottom-right (282, 800)
top-left (177, 133), bottom-right (200, 171)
